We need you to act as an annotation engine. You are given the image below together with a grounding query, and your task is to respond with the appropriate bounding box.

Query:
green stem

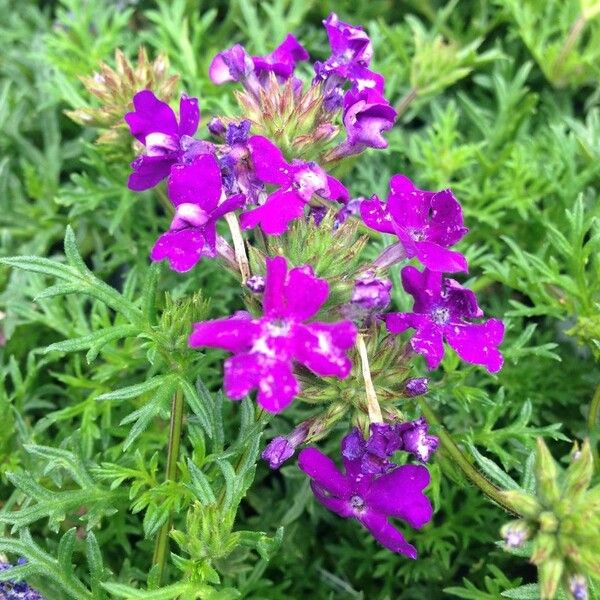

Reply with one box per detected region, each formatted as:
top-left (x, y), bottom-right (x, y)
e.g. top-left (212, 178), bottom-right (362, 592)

top-left (394, 87), bottom-right (419, 117)
top-left (419, 399), bottom-right (522, 516)
top-left (152, 387), bottom-right (185, 584)
top-left (587, 381), bottom-right (600, 470)
top-left (551, 13), bottom-right (587, 85)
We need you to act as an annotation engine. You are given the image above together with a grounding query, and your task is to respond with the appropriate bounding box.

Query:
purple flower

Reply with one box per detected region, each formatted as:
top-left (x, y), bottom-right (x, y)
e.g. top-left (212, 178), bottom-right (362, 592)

top-left (327, 89), bottom-right (396, 160)
top-left (246, 275), bottom-right (265, 294)
top-left (405, 377), bottom-right (429, 397)
top-left (361, 175), bottom-right (468, 273)
top-left (314, 13), bottom-right (384, 93)
top-left (262, 421), bottom-right (311, 469)
top-left (124, 90), bottom-right (201, 191)
top-left (298, 431), bottom-right (433, 558)
top-left (570, 575), bottom-right (588, 600)
top-left (252, 34), bottom-right (309, 80)
top-left (150, 154), bottom-right (245, 272)
top-left (209, 44), bottom-right (255, 85)
top-left (386, 266), bottom-right (505, 372)
top-left (188, 256), bottom-right (357, 412)
top-left (0, 561), bottom-right (45, 599)
top-left (342, 271), bottom-right (392, 325)
top-left (239, 136), bottom-right (348, 235)
top-left (399, 417), bottom-right (439, 463)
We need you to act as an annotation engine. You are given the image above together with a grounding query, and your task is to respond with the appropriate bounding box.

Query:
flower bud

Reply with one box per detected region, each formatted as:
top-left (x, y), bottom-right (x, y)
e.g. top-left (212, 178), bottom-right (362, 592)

top-left (405, 377), bottom-right (428, 397)
top-left (538, 558), bottom-right (564, 600)
top-left (501, 520), bottom-right (530, 549)
top-left (498, 490), bottom-right (541, 519)
top-left (535, 438), bottom-right (560, 505)
top-left (564, 439), bottom-right (594, 500)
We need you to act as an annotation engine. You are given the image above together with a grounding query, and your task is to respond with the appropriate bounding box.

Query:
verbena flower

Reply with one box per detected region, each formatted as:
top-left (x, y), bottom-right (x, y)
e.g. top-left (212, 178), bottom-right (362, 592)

top-left (405, 377), bottom-right (429, 397)
top-left (252, 34), bottom-right (309, 81)
top-left (386, 266), bottom-right (505, 372)
top-left (150, 154), bottom-right (245, 272)
top-left (298, 429), bottom-right (433, 558)
top-left (189, 256), bottom-right (357, 412)
top-left (341, 271), bottom-right (392, 325)
top-left (361, 175), bottom-right (468, 272)
top-left (124, 90), bottom-right (201, 191)
top-left (262, 421), bottom-right (311, 469)
top-left (239, 136), bottom-right (348, 235)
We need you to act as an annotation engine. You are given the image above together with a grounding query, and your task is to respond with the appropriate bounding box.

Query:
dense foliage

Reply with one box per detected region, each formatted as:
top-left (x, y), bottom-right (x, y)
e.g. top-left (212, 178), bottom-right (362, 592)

top-left (1, 1), bottom-right (600, 598)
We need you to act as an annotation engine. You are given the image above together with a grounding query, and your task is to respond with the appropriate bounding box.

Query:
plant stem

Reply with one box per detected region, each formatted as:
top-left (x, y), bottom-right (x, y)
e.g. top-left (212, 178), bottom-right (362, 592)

top-left (394, 87), bottom-right (419, 117)
top-left (552, 13), bottom-right (587, 85)
top-left (587, 381), bottom-right (600, 469)
top-left (152, 387), bottom-right (185, 584)
top-left (356, 334), bottom-right (383, 424)
top-left (419, 398), bottom-right (522, 516)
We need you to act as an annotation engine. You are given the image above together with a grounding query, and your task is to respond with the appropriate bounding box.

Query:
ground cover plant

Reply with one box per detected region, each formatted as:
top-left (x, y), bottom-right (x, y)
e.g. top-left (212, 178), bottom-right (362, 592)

top-left (1, 1), bottom-right (600, 598)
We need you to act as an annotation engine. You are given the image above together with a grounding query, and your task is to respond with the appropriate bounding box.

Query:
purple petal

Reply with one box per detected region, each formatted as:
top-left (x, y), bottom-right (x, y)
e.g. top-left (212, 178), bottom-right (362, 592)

top-left (445, 278), bottom-right (484, 319)
top-left (127, 155), bottom-right (174, 191)
top-left (413, 241), bottom-right (468, 273)
top-left (366, 465), bottom-right (432, 528)
top-left (385, 312), bottom-right (429, 335)
top-left (248, 136), bottom-right (291, 186)
top-left (150, 227), bottom-right (215, 272)
top-left (167, 154), bottom-right (222, 209)
top-left (178, 95), bottom-right (200, 137)
top-left (188, 316), bottom-right (259, 352)
top-left (240, 189), bottom-right (306, 235)
top-left (401, 266), bottom-right (442, 312)
top-left (343, 88), bottom-right (396, 150)
top-left (444, 319), bottom-right (505, 373)
top-left (360, 196), bottom-right (394, 234)
top-left (427, 189), bottom-right (468, 246)
top-left (263, 256), bottom-right (288, 316)
top-left (223, 353), bottom-right (260, 400)
top-left (293, 322), bottom-right (356, 378)
top-left (311, 481), bottom-right (353, 518)
top-left (253, 33), bottom-right (309, 79)
top-left (125, 90), bottom-right (178, 144)
top-left (255, 357), bottom-right (300, 412)
top-left (324, 175), bottom-right (350, 204)
top-left (284, 265), bottom-right (329, 320)
top-left (359, 511), bottom-right (418, 558)
top-left (409, 319), bottom-right (445, 370)
top-left (209, 44), bottom-right (254, 84)
top-left (262, 436), bottom-right (295, 469)
top-left (298, 447), bottom-right (351, 497)
top-left (323, 13), bottom-right (373, 66)
top-left (211, 193), bottom-right (246, 221)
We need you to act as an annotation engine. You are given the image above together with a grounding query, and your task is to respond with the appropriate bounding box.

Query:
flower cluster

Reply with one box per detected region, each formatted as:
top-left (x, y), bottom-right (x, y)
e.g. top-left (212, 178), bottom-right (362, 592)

top-left (0, 560), bottom-right (45, 599)
top-left (123, 13), bottom-right (505, 559)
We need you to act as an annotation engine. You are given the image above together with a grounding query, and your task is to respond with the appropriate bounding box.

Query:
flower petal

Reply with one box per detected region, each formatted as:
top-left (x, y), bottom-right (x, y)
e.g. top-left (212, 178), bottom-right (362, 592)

top-left (211, 193), bottom-right (247, 221)
top-left (167, 154), bottom-right (222, 209)
top-left (178, 95), bottom-right (200, 137)
top-left (263, 255), bottom-right (288, 316)
top-left (359, 511), bottom-right (418, 558)
top-left (284, 265), bottom-right (329, 321)
top-left (255, 357), bottom-right (300, 412)
top-left (365, 465), bottom-right (433, 528)
top-left (444, 319), bottom-right (505, 373)
top-left (239, 189), bottom-right (306, 235)
top-left (360, 196), bottom-right (394, 234)
top-left (125, 90), bottom-right (178, 144)
top-left (150, 228), bottom-right (215, 273)
top-left (248, 136), bottom-right (291, 185)
top-left (298, 447), bottom-right (351, 497)
top-left (409, 319), bottom-right (445, 370)
top-left (401, 266), bottom-right (442, 312)
top-left (188, 316), bottom-right (259, 352)
top-left (127, 155), bottom-right (174, 191)
top-left (311, 481), bottom-right (353, 518)
top-left (413, 241), bottom-right (468, 273)
top-left (293, 322), bottom-right (356, 378)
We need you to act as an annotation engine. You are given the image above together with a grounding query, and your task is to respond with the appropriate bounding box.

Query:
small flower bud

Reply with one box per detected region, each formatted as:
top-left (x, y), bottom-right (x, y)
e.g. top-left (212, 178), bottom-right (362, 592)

top-left (501, 520), bottom-right (530, 549)
top-left (535, 438), bottom-right (561, 505)
top-left (564, 439), bottom-right (594, 500)
top-left (498, 490), bottom-right (541, 519)
top-left (569, 575), bottom-right (588, 600)
top-left (262, 437), bottom-right (295, 469)
top-left (538, 558), bottom-right (564, 600)
top-left (405, 378), bottom-right (428, 397)
top-left (207, 117), bottom-right (227, 137)
top-left (246, 275), bottom-right (266, 294)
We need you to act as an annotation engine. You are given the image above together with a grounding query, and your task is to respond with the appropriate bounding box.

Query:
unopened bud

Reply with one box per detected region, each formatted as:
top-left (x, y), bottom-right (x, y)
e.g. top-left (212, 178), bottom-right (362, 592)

top-left (564, 439), bottom-right (593, 500)
top-left (501, 520), bottom-right (530, 549)
top-left (535, 438), bottom-right (560, 505)
top-left (498, 490), bottom-right (541, 519)
top-left (538, 558), bottom-right (564, 600)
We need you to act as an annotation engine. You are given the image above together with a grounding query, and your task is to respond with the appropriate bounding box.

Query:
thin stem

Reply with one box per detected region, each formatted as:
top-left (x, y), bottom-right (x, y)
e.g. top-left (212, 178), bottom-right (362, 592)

top-left (152, 387), bottom-right (185, 585)
top-left (587, 381), bottom-right (600, 470)
top-left (419, 398), bottom-right (522, 516)
top-left (552, 14), bottom-right (587, 85)
top-left (394, 87), bottom-right (419, 117)
top-left (356, 334), bottom-right (383, 424)
top-left (224, 212), bottom-right (251, 284)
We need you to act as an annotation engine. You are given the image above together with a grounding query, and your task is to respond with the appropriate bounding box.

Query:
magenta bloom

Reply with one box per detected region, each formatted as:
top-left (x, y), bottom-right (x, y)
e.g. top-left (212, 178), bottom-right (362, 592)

top-left (240, 136), bottom-right (348, 235)
top-left (386, 266), bottom-right (505, 372)
top-left (298, 431), bottom-right (433, 558)
top-left (253, 34), bottom-right (309, 80)
top-left (124, 90), bottom-right (200, 191)
top-left (361, 175), bottom-right (468, 273)
top-left (342, 88), bottom-right (396, 149)
top-left (209, 44), bottom-right (255, 85)
top-left (150, 154), bottom-right (244, 272)
top-left (189, 256), bottom-right (357, 412)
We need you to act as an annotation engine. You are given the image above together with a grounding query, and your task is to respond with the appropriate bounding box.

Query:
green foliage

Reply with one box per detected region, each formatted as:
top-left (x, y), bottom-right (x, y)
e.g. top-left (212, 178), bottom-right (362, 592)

top-left (1, 0), bottom-right (600, 599)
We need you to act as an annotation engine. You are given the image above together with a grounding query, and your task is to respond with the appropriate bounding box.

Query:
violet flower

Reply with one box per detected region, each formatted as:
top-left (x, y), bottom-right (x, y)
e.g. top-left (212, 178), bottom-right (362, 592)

top-left (124, 90), bottom-right (202, 191)
top-left (361, 175), bottom-right (468, 273)
top-left (399, 417), bottom-right (440, 463)
top-left (405, 377), bottom-right (429, 397)
top-left (189, 256), bottom-right (357, 412)
top-left (209, 44), bottom-right (255, 86)
top-left (239, 136), bottom-right (348, 235)
top-left (252, 33), bottom-right (309, 81)
top-left (341, 271), bottom-right (392, 325)
top-left (150, 154), bottom-right (245, 272)
top-left (262, 421), bottom-right (311, 469)
top-left (298, 430), bottom-right (433, 558)
top-left (0, 560), bottom-right (45, 599)
top-left (386, 266), bottom-right (505, 373)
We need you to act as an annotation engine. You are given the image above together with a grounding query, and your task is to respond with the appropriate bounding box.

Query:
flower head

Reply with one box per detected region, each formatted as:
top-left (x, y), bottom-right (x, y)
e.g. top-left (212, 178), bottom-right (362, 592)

top-left (386, 266), bottom-right (505, 372)
top-left (239, 136), bottom-right (348, 235)
top-left (189, 256), bottom-right (357, 412)
top-left (361, 175), bottom-right (468, 272)
top-left (342, 271), bottom-right (392, 325)
top-left (298, 429), bottom-right (433, 558)
top-left (124, 90), bottom-right (201, 191)
top-left (150, 154), bottom-right (245, 272)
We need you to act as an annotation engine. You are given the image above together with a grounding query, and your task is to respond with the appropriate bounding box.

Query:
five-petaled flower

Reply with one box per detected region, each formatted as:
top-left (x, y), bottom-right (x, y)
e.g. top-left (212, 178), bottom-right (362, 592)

top-left (189, 256), bottom-right (357, 412)
top-left (124, 90), bottom-right (202, 191)
top-left (361, 175), bottom-right (468, 272)
top-left (150, 154), bottom-right (245, 273)
top-left (386, 266), bottom-right (505, 372)
top-left (239, 136), bottom-right (348, 235)
top-left (299, 429), bottom-right (433, 558)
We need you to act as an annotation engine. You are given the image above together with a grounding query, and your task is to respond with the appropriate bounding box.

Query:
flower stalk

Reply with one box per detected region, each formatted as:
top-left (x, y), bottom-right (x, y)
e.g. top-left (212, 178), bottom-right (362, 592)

top-left (356, 333), bottom-right (383, 424)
